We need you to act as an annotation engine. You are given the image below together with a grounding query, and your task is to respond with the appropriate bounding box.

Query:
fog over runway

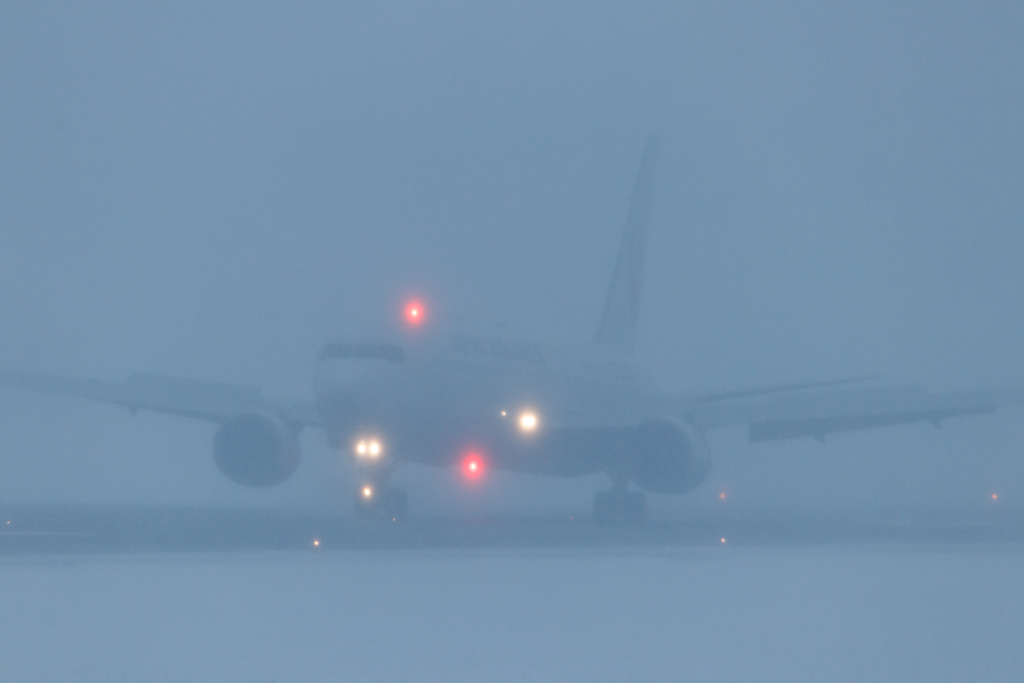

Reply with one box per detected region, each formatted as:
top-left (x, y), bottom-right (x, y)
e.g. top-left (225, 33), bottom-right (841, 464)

top-left (3, 506), bottom-right (1022, 681)
top-left (3, 2), bottom-right (1024, 681)
top-left (2, 541), bottom-right (1022, 682)
top-left (2, 504), bottom-right (1024, 554)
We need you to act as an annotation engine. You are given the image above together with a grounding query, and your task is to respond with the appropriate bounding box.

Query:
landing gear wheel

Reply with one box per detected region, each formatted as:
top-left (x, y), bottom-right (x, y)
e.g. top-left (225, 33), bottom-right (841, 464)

top-left (592, 490), bottom-right (647, 525)
top-left (354, 485), bottom-right (408, 521)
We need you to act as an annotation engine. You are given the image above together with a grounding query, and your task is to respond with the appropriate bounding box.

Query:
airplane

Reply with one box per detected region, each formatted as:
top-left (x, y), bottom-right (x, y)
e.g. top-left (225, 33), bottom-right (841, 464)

top-left (2, 137), bottom-right (1022, 523)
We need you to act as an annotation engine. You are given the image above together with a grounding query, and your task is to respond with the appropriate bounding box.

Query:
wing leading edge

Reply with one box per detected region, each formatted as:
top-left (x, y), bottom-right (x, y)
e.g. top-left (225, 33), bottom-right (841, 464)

top-left (0, 369), bottom-right (321, 428)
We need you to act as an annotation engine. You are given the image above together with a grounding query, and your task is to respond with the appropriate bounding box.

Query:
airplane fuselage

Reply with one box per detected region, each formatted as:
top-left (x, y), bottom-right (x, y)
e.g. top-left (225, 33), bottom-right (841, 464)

top-left (312, 332), bottom-right (711, 493)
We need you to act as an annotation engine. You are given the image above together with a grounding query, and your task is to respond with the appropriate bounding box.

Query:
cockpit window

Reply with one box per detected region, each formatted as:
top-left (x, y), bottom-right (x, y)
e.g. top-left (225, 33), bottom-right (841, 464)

top-left (318, 343), bottom-right (405, 363)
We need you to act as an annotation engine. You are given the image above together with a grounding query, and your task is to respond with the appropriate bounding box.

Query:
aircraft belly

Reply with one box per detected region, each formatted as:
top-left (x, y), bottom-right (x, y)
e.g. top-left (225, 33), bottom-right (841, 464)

top-left (315, 353), bottom-right (661, 479)
top-left (498, 426), bottom-right (636, 478)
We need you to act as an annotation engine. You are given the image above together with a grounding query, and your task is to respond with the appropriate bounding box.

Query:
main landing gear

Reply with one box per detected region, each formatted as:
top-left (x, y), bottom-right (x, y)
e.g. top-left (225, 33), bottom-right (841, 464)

top-left (593, 476), bottom-right (647, 525)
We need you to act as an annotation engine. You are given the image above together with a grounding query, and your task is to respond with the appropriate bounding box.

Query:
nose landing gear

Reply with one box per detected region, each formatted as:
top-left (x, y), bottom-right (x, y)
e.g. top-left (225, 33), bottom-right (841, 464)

top-left (352, 455), bottom-right (408, 520)
top-left (593, 475), bottom-right (647, 525)
top-left (354, 483), bottom-right (408, 520)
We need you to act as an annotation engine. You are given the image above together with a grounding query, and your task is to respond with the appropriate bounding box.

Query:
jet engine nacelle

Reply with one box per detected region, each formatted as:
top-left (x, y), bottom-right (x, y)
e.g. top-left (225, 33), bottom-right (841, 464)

top-left (628, 419), bottom-right (711, 494)
top-left (213, 412), bottom-right (300, 487)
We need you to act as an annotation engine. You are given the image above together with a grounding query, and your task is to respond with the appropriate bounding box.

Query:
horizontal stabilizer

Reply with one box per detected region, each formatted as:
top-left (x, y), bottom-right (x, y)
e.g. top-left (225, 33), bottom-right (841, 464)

top-left (674, 383), bottom-right (1024, 442)
top-left (749, 407), bottom-right (995, 443)
top-left (680, 376), bottom-right (880, 406)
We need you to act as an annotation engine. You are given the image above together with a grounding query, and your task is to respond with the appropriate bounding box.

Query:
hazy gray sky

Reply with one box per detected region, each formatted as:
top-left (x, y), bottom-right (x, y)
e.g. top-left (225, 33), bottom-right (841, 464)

top-left (1, 2), bottom-right (1022, 510)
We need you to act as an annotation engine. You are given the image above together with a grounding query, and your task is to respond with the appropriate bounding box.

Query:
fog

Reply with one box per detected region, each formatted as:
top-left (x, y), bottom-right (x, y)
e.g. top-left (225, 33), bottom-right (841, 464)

top-left (4, 548), bottom-right (1023, 682)
top-left (2, 2), bottom-right (1022, 513)
top-left (1, 3), bottom-right (1023, 679)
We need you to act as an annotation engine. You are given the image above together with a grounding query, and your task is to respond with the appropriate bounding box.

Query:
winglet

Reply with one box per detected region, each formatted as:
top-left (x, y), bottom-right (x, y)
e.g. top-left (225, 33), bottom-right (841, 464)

top-left (594, 136), bottom-right (659, 354)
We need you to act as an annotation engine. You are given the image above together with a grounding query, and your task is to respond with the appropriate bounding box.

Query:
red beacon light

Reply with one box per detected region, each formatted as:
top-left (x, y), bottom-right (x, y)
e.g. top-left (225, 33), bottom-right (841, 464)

top-left (461, 452), bottom-right (486, 481)
top-left (404, 299), bottom-right (426, 328)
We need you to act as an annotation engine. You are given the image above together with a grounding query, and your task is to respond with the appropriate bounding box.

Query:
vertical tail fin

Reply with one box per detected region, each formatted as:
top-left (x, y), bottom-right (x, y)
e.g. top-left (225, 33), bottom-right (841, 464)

top-left (593, 136), bottom-right (659, 354)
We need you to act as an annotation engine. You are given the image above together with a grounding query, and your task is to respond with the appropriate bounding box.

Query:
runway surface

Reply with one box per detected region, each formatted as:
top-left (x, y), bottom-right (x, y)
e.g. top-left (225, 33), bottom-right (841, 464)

top-left (2, 503), bottom-right (1022, 554)
top-left (3, 505), bottom-right (1023, 682)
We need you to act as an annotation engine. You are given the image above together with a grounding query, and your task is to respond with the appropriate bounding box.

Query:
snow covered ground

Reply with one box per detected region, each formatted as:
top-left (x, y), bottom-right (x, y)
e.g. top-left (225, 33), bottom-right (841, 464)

top-left (2, 545), bottom-right (1022, 682)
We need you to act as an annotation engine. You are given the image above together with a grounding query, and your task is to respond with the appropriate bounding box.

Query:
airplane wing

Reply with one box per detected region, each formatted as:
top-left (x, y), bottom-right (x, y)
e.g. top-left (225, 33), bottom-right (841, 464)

top-left (0, 369), bottom-right (321, 428)
top-left (666, 384), bottom-right (1024, 442)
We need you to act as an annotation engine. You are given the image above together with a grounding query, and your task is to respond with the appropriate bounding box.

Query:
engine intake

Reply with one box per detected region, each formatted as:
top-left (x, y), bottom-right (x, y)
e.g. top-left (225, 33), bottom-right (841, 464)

top-left (627, 419), bottom-right (711, 494)
top-left (213, 413), bottom-right (300, 487)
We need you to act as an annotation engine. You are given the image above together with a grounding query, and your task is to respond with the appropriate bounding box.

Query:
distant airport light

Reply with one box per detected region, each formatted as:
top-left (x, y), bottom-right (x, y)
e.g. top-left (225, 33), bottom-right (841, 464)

top-left (720, 538), bottom-right (727, 544)
top-left (404, 300), bottom-right (426, 328)
top-left (362, 485), bottom-right (374, 499)
top-left (313, 539), bottom-right (320, 547)
top-left (992, 493), bottom-right (999, 501)
top-left (518, 410), bottom-right (539, 433)
top-left (462, 452), bottom-right (485, 480)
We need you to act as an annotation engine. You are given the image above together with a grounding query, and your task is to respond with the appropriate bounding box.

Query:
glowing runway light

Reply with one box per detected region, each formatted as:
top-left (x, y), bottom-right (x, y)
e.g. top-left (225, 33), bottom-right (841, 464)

top-left (992, 493), bottom-right (999, 501)
top-left (404, 300), bottom-right (426, 327)
top-left (313, 539), bottom-right (320, 547)
top-left (362, 485), bottom-right (374, 499)
top-left (462, 453), bottom-right (485, 480)
top-left (719, 492), bottom-right (727, 500)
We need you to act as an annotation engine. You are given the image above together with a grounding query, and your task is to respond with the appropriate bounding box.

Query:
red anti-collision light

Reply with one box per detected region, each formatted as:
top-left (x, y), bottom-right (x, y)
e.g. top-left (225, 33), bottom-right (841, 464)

top-left (404, 300), bottom-right (426, 327)
top-left (462, 452), bottom-right (485, 480)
